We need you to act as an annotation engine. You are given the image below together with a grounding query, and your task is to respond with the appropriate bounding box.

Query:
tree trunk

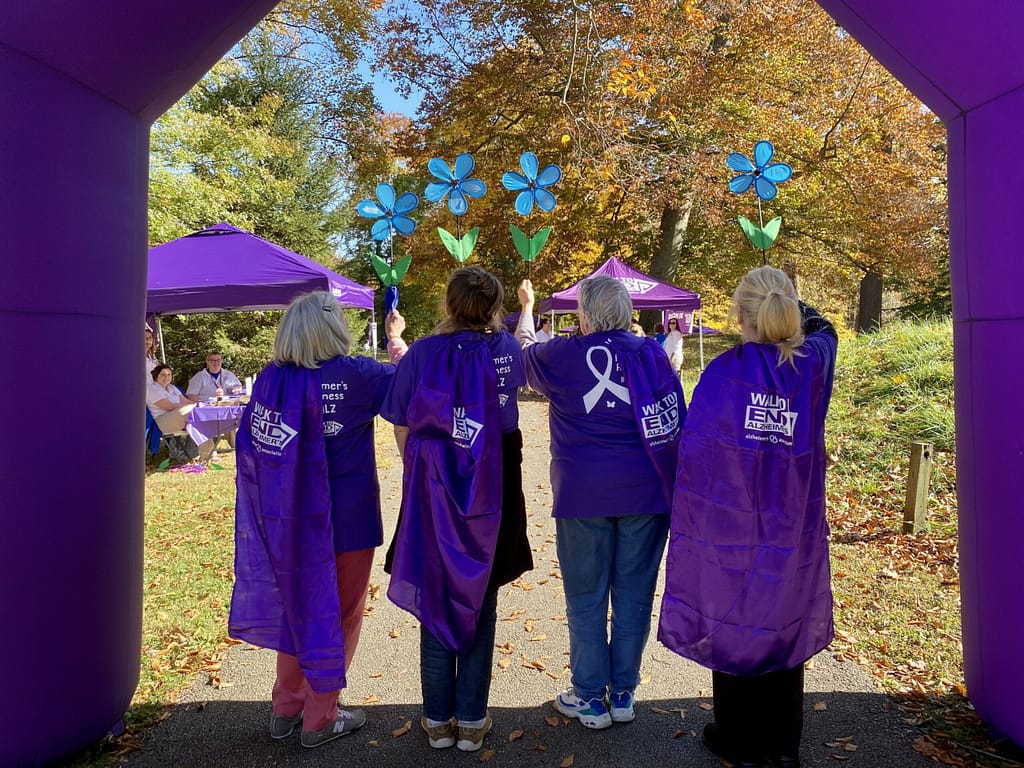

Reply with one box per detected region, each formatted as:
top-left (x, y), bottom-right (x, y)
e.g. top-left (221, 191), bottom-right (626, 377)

top-left (640, 200), bottom-right (693, 331)
top-left (856, 270), bottom-right (883, 333)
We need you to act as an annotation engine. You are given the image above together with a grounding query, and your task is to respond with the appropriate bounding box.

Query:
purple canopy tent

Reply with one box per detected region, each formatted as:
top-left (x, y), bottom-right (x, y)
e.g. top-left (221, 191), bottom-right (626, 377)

top-left (5, 1), bottom-right (1024, 765)
top-left (147, 223), bottom-right (376, 360)
top-left (148, 223), bottom-right (373, 315)
top-left (538, 256), bottom-right (706, 366)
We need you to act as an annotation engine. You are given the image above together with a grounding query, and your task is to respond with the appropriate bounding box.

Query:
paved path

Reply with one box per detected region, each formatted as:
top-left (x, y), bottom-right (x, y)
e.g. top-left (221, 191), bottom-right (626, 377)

top-left (123, 399), bottom-right (929, 768)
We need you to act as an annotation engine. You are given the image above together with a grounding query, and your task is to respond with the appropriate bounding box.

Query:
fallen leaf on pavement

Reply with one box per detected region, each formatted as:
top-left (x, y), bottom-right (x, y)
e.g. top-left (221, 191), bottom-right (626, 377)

top-left (393, 721), bottom-right (411, 737)
top-left (814, 701), bottom-right (828, 712)
top-left (479, 749), bottom-right (496, 762)
top-left (561, 756), bottom-right (574, 767)
top-left (509, 730), bottom-right (525, 742)
top-left (363, 694), bottom-right (380, 703)
top-left (546, 715), bottom-right (561, 727)
top-left (698, 703), bottom-right (714, 711)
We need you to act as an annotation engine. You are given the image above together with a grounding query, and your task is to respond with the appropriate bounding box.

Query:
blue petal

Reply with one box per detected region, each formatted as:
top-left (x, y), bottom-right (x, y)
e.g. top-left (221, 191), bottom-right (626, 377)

top-left (376, 183), bottom-right (396, 211)
top-left (393, 192), bottom-right (419, 214)
top-left (502, 171), bottom-right (530, 191)
top-left (519, 152), bottom-right (539, 181)
top-left (428, 157), bottom-right (454, 182)
top-left (448, 188), bottom-right (468, 216)
top-left (753, 141), bottom-right (774, 169)
top-left (356, 199), bottom-right (385, 218)
top-left (461, 178), bottom-right (487, 198)
top-left (726, 152), bottom-right (754, 172)
top-left (754, 176), bottom-right (778, 200)
top-left (424, 181), bottom-right (450, 203)
top-left (728, 174), bottom-right (755, 194)
top-left (453, 153), bottom-right (475, 181)
top-left (371, 219), bottom-right (392, 241)
top-left (514, 189), bottom-right (535, 216)
top-left (535, 187), bottom-right (557, 212)
top-left (392, 215), bottom-right (417, 235)
top-left (536, 164), bottom-right (562, 187)
top-left (762, 163), bottom-right (792, 183)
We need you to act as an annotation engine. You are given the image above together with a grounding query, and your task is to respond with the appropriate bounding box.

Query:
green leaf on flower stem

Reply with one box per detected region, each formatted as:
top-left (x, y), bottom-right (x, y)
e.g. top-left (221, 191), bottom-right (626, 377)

top-left (510, 225), bottom-right (553, 262)
top-left (210, 463), bottom-right (226, 471)
top-left (392, 254), bottom-right (412, 283)
top-left (738, 215), bottom-right (782, 250)
top-left (156, 458), bottom-right (171, 472)
top-left (438, 226), bottom-right (479, 263)
top-left (371, 253), bottom-right (396, 285)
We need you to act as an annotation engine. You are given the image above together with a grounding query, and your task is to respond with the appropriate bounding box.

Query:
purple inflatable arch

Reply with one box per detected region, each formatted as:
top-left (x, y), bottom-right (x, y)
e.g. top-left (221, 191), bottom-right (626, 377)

top-left (0, 1), bottom-right (1021, 764)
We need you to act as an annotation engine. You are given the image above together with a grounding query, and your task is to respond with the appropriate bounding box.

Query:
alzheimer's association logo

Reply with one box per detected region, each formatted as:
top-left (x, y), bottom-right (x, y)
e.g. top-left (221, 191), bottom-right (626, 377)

top-left (452, 406), bottom-right (483, 448)
top-left (250, 403), bottom-right (298, 454)
top-left (617, 277), bottom-right (657, 294)
top-left (744, 392), bottom-right (797, 443)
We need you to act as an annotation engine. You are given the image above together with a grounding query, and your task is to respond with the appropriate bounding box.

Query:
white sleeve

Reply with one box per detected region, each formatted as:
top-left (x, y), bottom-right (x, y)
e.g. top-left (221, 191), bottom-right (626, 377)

top-left (186, 372), bottom-right (203, 395)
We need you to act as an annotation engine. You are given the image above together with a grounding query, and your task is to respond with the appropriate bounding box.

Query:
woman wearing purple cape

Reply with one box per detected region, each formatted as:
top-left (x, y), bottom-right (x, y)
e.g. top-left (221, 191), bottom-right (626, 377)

top-left (659, 266), bottom-right (838, 768)
top-left (381, 267), bottom-right (533, 753)
top-left (516, 275), bottom-right (685, 730)
top-left (228, 291), bottom-right (405, 749)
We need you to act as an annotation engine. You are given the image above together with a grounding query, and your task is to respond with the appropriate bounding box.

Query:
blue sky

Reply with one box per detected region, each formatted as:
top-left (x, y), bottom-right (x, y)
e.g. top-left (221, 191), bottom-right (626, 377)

top-left (358, 61), bottom-right (422, 117)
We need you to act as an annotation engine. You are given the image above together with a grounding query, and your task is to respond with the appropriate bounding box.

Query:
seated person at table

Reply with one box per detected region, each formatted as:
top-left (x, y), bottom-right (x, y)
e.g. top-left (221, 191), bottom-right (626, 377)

top-left (147, 364), bottom-right (205, 462)
top-left (187, 352), bottom-right (243, 401)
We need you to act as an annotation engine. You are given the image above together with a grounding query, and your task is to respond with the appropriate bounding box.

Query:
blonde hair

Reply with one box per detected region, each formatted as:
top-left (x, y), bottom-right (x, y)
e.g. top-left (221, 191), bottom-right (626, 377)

top-left (273, 291), bottom-right (352, 368)
top-left (578, 275), bottom-right (632, 332)
top-left (733, 265), bottom-right (805, 368)
top-left (435, 266), bottom-right (505, 334)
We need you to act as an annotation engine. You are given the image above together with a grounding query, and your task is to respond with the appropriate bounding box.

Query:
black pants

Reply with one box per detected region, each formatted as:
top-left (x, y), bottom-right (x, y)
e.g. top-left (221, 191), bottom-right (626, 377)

top-left (712, 665), bottom-right (804, 761)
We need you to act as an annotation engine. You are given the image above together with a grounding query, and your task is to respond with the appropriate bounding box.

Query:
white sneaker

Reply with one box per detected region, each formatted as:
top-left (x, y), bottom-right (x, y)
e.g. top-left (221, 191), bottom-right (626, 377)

top-left (554, 690), bottom-right (612, 729)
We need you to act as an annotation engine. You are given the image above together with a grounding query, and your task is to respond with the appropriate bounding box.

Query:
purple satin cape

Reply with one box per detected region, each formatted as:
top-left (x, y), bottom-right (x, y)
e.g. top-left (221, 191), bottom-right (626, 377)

top-left (228, 363), bottom-right (346, 693)
top-left (387, 334), bottom-right (502, 655)
top-left (659, 331), bottom-right (837, 676)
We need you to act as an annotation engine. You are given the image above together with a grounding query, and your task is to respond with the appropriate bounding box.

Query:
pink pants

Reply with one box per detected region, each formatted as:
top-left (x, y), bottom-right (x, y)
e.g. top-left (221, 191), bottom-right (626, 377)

top-left (271, 547), bottom-right (375, 732)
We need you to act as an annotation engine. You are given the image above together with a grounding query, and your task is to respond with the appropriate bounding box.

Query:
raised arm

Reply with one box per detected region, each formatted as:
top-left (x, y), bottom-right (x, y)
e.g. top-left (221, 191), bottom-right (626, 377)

top-left (515, 279), bottom-right (538, 349)
top-left (385, 310), bottom-right (409, 364)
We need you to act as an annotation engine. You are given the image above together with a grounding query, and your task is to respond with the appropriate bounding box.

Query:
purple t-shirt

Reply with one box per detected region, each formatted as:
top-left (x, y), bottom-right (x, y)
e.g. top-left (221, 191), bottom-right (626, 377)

top-left (382, 330), bottom-right (525, 433)
top-left (523, 330), bottom-right (675, 518)
top-left (319, 355), bottom-right (395, 553)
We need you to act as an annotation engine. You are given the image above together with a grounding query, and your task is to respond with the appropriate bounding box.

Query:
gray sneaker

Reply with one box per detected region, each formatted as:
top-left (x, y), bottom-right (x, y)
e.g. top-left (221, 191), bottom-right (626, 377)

top-left (269, 711), bottom-right (302, 739)
top-left (300, 708), bottom-right (367, 748)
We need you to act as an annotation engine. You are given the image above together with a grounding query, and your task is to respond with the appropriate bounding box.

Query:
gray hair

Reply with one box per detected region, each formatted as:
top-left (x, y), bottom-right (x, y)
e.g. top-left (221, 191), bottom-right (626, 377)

top-left (273, 291), bottom-right (352, 368)
top-left (578, 276), bottom-right (632, 333)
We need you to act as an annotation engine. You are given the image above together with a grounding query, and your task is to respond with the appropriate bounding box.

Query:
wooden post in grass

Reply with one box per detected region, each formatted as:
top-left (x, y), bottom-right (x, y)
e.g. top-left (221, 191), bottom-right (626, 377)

top-left (903, 442), bottom-right (933, 534)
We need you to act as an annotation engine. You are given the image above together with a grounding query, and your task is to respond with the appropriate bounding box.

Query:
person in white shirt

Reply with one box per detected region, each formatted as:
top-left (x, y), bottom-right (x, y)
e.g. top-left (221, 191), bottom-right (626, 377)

top-left (147, 364), bottom-right (203, 462)
top-left (145, 327), bottom-right (159, 377)
top-left (664, 317), bottom-right (684, 375)
top-left (536, 317), bottom-right (554, 343)
top-left (187, 352), bottom-right (243, 402)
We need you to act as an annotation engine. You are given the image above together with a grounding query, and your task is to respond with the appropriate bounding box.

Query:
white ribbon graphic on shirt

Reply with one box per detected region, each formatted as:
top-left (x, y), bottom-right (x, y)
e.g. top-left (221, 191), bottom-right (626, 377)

top-left (582, 345), bottom-right (631, 413)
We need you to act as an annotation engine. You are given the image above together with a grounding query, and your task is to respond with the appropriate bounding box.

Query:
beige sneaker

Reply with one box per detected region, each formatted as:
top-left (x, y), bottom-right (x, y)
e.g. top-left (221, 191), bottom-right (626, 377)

top-left (456, 714), bottom-right (493, 752)
top-left (420, 716), bottom-right (456, 748)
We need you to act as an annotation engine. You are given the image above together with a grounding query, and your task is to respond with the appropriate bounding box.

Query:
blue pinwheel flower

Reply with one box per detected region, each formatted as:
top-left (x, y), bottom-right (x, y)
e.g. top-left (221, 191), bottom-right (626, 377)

top-left (424, 153), bottom-right (487, 216)
top-left (356, 183), bottom-right (419, 241)
top-left (727, 141), bottom-right (793, 201)
top-left (502, 152), bottom-right (562, 216)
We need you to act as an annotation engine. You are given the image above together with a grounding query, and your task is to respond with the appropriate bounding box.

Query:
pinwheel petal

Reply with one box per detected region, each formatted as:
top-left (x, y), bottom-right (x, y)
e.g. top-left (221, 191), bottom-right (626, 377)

top-left (448, 188), bottom-right (468, 216)
top-left (519, 152), bottom-right (539, 181)
top-left (461, 178), bottom-right (487, 198)
top-left (392, 215), bottom-right (417, 236)
top-left (424, 181), bottom-right (450, 203)
top-left (356, 200), bottom-right (386, 218)
top-left (394, 192), bottom-right (419, 214)
top-left (762, 162), bottom-right (792, 183)
top-left (371, 218), bottom-right (392, 241)
top-left (728, 174), bottom-right (755, 194)
top-left (502, 171), bottom-right (531, 191)
top-left (536, 164), bottom-right (562, 187)
top-left (514, 189), bottom-right (535, 216)
top-left (754, 176), bottom-right (778, 201)
top-left (428, 157), bottom-right (455, 182)
top-left (453, 153), bottom-right (475, 180)
top-left (753, 140), bottom-right (775, 169)
top-left (535, 187), bottom-right (557, 212)
top-left (376, 183), bottom-right (396, 211)
top-left (726, 152), bottom-right (755, 172)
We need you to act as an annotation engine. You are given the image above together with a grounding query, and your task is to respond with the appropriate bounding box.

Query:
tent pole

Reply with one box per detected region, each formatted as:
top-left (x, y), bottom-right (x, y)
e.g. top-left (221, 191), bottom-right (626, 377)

top-left (155, 314), bottom-right (166, 363)
top-left (698, 307), bottom-right (705, 371)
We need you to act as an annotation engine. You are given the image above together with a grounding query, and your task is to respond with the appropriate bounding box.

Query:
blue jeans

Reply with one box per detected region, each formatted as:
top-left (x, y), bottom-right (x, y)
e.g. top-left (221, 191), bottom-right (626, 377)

top-left (556, 514), bottom-right (669, 700)
top-left (420, 590), bottom-right (498, 722)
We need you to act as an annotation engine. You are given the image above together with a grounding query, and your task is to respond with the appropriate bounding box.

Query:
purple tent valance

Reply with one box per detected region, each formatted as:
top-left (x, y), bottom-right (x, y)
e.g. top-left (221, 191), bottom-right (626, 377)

top-left (147, 223), bottom-right (374, 314)
top-left (538, 257), bottom-right (701, 314)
